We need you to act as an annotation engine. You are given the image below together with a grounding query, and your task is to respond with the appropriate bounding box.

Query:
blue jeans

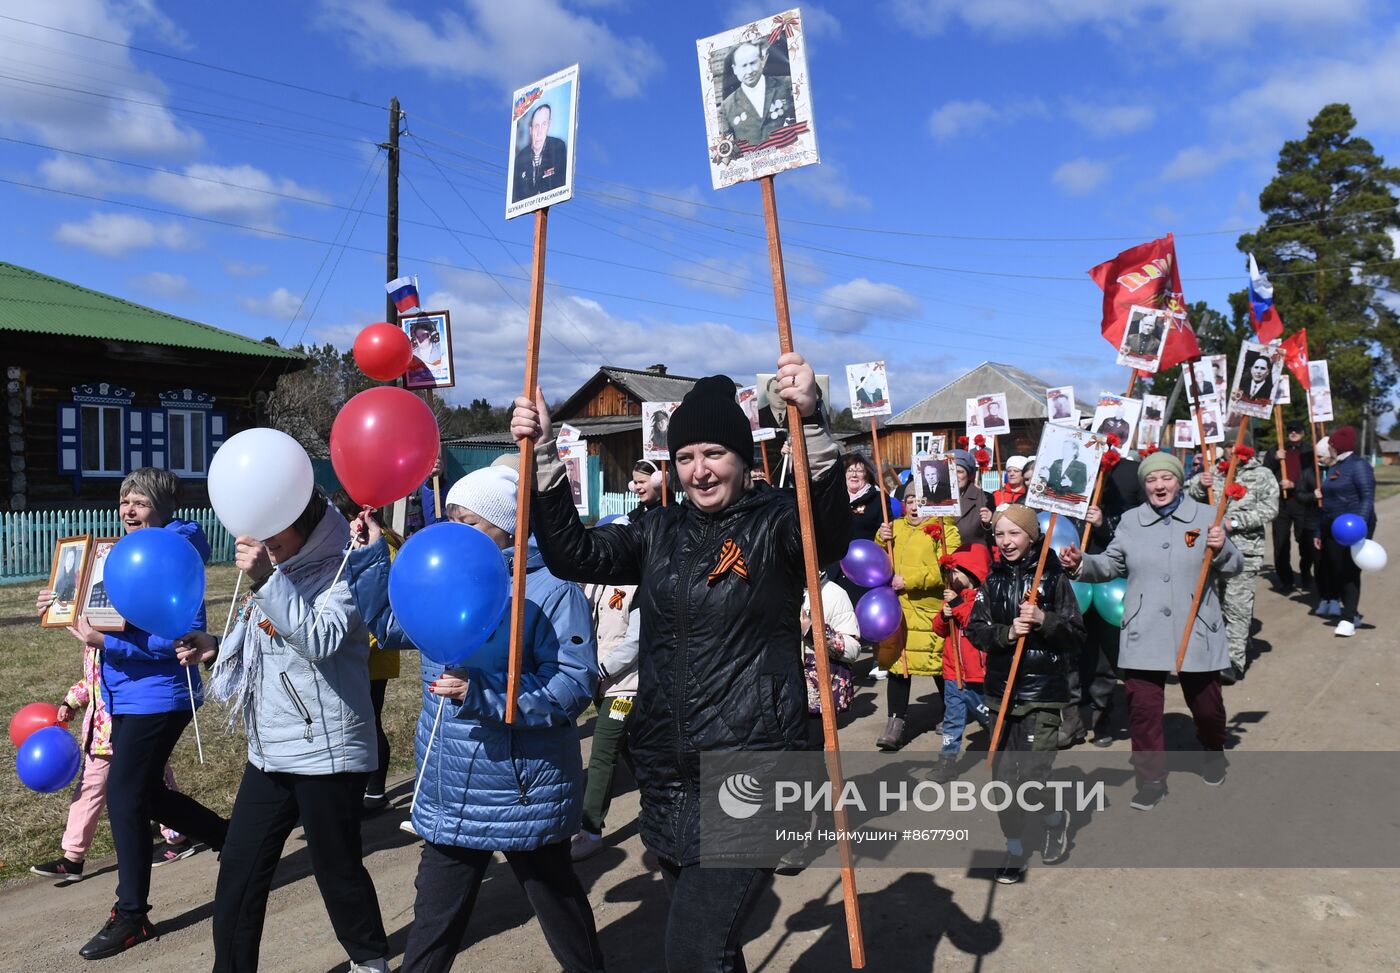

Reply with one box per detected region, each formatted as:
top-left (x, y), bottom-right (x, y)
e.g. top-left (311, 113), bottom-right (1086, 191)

top-left (941, 681), bottom-right (990, 754)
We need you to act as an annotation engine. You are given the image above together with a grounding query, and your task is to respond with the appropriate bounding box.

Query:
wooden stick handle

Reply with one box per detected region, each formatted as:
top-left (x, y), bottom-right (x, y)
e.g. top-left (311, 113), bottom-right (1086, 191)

top-left (1079, 470), bottom-right (1106, 549)
top-left (1184, 360), bottom-right (1213, 505)
top-left (870, 417), bottom-right (890, 532)
top-left (1124, 369), bottom-right (1138, 398)
top-left (760, 441), bottom-right (771, 481)
top-left (1272, 405), bottom-right (1287, 496)
top-left (660, 460), bottom-right (669, 507)
top-left (432, 473), bottom-right (442, 520)
top-left (761, 175), bottom-right (864, 969)
top-left (1173, 417), bottom-right (1247, 673)
top-left (506, 207), bottom-right (549, 725)
top-left (986, 512), bottom-right (1057, 767)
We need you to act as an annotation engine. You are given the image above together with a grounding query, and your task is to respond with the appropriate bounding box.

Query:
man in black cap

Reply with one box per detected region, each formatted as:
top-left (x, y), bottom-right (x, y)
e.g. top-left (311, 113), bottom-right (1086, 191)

top-left (1263, 421), bottom-right (1317, 592)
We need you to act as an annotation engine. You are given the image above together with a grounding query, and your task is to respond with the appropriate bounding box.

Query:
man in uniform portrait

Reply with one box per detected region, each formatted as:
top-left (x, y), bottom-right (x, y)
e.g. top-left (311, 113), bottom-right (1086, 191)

top-left (719, 40), bottom-right (795, 152)
top-left (513, 103), bottom-right (569, 202)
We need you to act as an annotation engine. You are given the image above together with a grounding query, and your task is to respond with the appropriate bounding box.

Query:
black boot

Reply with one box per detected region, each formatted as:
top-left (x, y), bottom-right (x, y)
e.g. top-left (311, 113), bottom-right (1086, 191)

top-left (1055, 706), bottom-right (1087, 749)
top-left (876, 716), bottom-right (906, 751)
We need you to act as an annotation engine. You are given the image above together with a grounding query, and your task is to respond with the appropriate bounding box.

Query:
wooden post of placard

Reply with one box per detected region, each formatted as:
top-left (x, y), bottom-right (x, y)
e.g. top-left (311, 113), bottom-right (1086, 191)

top-left (432, 473), bottom-right (442, 520)
top-left (660, 461), bottom-right (669, 507)
top-left (1174, 416), bottom-right (1248, 673)
top-left (506, 207), bottom-right (549, 725)
top-left (759, 441), bottom-right (771, 482)
top-left (987, 512), bottom-right (1058, 766)
top-left (760, 174), bottom-right (865, 969)
top-left (1272, 406), bottom-right (1289, 499)
top-left (1079, 464), bottom-right (1109, 549)
top-left (1184, 360), bottom-right (1213, 506)
top-left (869, 418), bottom-right (890, 527)
top-left (1306, 391), bottom-right (1324, 509)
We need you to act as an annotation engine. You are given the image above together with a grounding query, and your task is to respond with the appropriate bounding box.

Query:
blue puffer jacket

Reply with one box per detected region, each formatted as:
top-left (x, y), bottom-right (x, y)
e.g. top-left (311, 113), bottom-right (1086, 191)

top-left (356, 536), bottom-right (596, 850)
top-left (102, 519), bottom-right (210, 716)
top-left (1321, 454), bottom-right (1376, 537)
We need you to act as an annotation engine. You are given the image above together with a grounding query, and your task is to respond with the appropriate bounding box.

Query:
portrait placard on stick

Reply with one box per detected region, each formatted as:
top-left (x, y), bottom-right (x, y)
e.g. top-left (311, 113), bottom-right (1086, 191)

top-left (966, 393), bottom-right (1009, 437)
top-left (737, 385), bottom-right (775, 441)
top-left (1310, 385), bottom-right (1334, 423)
top-left (79, 537), bottom-right (125, 632)
top-left (1115, 305), bottom-right (1169, 373)
top-left (558, 439), bottom-right (590, 516)
top-left (401, 310), bottom-right (455, 391)
top-left (1090, 394), bottom-right (1141, 448)
top-left (1026, 425), bottom-right (1104, 520)
top-left (642, 401), bottom-right (681, 461)
top-left (506, 64), bottom-right (579, 220)
top-left (1269, 346), bottom-right (1291, 405)
top-left (845, 361), bottom-right (890, 419)
top-left (1174, 419), bottom-right (1198, 449)
top-left (912, 431), bottom-right (944, 458)
top-left (696, 9), bottom-right (819, 191)
top-left (1046, 385), bottom-right (1078, 426)
top-left (43, 535), bottom-right (92, 628)
top-left (914, 454), bottom-right (959, 518)
top-left (1229, 340), bottom-right (1281, 419)
top-left (1198, 400), bottom-right (1226, 444)
top-left (1309, 359), bottom-right (1331, 393)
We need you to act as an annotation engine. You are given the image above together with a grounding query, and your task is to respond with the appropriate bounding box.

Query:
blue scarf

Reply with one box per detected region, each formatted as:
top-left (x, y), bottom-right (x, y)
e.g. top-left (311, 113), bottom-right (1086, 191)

top-left (1151, 493), bottom-right (1184, 520)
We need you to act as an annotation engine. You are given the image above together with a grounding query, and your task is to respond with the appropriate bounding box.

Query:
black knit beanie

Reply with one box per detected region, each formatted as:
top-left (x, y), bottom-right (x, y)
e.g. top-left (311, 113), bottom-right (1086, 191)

top-left (667, 375), bottom-right (752, 465)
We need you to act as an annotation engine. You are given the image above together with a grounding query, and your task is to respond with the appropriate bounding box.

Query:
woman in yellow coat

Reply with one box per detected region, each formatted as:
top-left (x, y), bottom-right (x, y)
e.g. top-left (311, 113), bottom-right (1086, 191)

top-left (874, 477), bottom-right (960, 750)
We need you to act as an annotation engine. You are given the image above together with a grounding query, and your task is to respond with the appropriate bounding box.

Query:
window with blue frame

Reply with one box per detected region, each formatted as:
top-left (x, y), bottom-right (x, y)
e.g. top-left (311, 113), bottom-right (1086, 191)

top-left (58, 384), bottom-right (227, 481)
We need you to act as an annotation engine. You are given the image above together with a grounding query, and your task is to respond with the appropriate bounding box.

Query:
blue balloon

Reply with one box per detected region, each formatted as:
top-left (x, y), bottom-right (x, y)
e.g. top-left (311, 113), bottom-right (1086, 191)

top-left (388, 522), bottom-right (511, 668)
top-left (1071, 580), bottom-right (1095, 616)
top-left (889, 497), bottom-right (903, 518)
top-left (104, 528), bottom-right (207, 640)
top-left (1331, 514), bottom-right (1367, 547)
top-left (16, 725), bottom-right (80, 793)
top-left (1035, 510), bottom-right (1083, 558)
top-left (898, 469), bottom-right (912, 484)
top-left (596, 514), bottom-right (628, 526)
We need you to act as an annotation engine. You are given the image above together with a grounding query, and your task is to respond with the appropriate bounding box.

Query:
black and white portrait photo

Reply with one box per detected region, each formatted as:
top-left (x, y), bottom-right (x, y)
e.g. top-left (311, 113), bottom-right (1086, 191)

top-left (1116, 305), bottom-right (1168, 372)
top-left (505, 64), bottom-right (579, 220)
top-left (1229, 340), bottom-right (1280, 419)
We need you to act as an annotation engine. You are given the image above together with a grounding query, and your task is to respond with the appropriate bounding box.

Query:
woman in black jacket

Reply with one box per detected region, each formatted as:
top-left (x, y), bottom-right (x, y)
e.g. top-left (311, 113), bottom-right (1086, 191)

top-left (512, 352), bottom-right (850, 973)
top-left (830, 453), bottom-right (886, 604)
top-left (966, 505), bottom-right (1084, 885)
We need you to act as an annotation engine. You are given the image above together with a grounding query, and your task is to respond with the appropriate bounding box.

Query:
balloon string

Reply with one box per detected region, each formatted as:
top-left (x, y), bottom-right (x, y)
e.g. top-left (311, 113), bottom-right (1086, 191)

top-left (410, 695), bottom-right (446, 812)
top-left (221, 571), bottom-right (244, 640)
top-left (312, 549), bottom-right (353, 626)
top-left (186, 666), bottom-right (205, 765)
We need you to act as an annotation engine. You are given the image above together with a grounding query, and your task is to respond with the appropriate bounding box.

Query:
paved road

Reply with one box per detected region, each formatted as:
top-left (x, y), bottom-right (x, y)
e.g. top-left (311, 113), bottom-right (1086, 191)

top-left (4, 497), bottom-right (1397, 972)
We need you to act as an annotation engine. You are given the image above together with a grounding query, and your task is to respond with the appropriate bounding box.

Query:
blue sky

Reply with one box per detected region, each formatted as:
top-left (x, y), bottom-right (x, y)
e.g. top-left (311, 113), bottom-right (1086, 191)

top-left (2, 0), bottom-right (1397, 412)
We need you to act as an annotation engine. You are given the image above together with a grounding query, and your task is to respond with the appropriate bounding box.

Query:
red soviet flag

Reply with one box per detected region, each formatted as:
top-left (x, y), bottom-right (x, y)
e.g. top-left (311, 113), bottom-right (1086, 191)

top-left (1279, 329), bottom-right (1310, 390)
top-left (1089, 233), bottom-right (1201, 372)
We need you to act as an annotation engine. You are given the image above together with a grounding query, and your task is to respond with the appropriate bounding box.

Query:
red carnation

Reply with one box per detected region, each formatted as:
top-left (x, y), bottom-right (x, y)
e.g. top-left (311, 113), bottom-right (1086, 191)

top-left (1141, 443), bottom-right (1160, 456)
top-left (1226, 482), bottom-right (1248, 500)
top-left (974, 449), bottom-right (991, 471)
top-left (1101, 449), bottom-right (1122, 471)
top-left (1232, 443), bottom-right (1255, 462)
top-left (924, 522), bottom-right (944, 540)
top-left (973, 434), bottom-right (987, 448)
top-left (938, 553), bottom-right (956, 569)
top-left (1217, 459), bottom-right (1229, 475)
top-left (1105, 433), bottom-right (1122, 449)
top-left (957, 436), bottom-right (970, 449)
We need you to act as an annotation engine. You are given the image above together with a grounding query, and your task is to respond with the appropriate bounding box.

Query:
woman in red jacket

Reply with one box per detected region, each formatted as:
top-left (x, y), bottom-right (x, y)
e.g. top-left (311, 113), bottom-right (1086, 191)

top-left (928, 546), bottom-right (993, 781)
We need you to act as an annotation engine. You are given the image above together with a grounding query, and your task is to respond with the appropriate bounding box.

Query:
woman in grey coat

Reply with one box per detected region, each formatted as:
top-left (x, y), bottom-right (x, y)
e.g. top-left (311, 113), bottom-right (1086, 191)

top-left (1059, 451), bottom-right (1242, 811)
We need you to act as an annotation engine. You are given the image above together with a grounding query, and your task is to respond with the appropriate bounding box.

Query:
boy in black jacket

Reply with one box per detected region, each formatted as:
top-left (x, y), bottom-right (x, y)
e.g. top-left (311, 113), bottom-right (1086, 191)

top-left (966, 504), bottom-right (1085, 884)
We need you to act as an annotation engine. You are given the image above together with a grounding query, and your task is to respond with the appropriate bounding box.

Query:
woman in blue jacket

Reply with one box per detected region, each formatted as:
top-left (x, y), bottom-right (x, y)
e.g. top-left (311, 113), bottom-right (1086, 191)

top-left (349, 466), bottom-right (604, 973)
top-left (59, 469), bottom-right (228, 961)
top-left (1317, 426), bottom-right (1376, 637)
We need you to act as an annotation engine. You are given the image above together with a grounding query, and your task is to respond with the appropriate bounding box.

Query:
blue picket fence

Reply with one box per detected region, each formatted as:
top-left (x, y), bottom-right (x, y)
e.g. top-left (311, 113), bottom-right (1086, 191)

top-left (0, 508), bottom-right (236, 584)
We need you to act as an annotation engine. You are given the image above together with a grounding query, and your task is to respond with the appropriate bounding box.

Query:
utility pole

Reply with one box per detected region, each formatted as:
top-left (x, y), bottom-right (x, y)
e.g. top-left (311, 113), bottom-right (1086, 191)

top-left (383, 96), bottom-right (402, 324)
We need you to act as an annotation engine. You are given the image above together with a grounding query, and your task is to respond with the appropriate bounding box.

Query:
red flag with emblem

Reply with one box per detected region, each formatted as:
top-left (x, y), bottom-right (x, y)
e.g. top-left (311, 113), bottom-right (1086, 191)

top-left (1279, 329), bottom-right (1310, 390)
top-left (1088, 233), bottom-right (1201, 372)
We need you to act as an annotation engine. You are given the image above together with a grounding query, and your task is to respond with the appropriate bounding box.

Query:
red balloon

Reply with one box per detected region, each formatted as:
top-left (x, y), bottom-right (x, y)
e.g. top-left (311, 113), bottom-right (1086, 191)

top-left (353, 322), bottom-right (414, 381)
top-left (9, 701), bottom-right (66, 748)
top-left (330, 387), bottom-right (441, 508)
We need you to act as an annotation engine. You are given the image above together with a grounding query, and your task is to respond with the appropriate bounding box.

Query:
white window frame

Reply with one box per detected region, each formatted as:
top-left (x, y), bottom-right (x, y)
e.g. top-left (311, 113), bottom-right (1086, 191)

top-left (165, 407), bottom-right (208, 477)
top-left (80, 403), bottom-right (125, 477)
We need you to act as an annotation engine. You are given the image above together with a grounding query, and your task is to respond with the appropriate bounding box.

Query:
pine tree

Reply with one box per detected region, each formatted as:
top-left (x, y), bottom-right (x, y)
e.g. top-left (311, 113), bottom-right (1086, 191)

top-left (1237, 103), bottom-right (1400, 434)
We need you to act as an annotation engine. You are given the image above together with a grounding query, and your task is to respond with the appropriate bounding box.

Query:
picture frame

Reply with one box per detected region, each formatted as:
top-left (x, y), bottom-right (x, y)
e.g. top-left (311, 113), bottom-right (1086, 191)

top-left (505, 64), bottom-right (580, 220)
top-left (911, 432), bottom-right (944, 459)
top-left (1198, 401), bottom-right (1226, 444)
top-left (1174, 419), bottom-right (1198, 450)
top-left (696, 9), bottom-right (820, 191)
top-left (1309, 386), bottom-right (1334, 423)
top-left (1115, 305), bottom-right (1169, 373)
top-left (401, 310), bottom-right (455, 391)
top-left (1046, 385), bottom-right (1078, 426)
top-left (642, 401), bottom-right (682, 461)
top-left (755, 373), bottom-right (830, 439)
top-left (1228, 339), bottom-right (1280, 419)
top-left (1309, 360), bottom-right (1331, 392)
top-left (965, 393), bottom-right (1009, 438)
top-left (1026, 425), bottom-right (1105, 520)
top-left (914, 454), bottom-right (959, 518)
top-left (558, 439), bottom-right (590, 516)
top-left (1136, 419), bottom-right (1163, 451)
top-left (42, 535), bottom-right (93, 629)
top-left (737, 385), bottom-right (775, 442)
top-left (79, 536), bottom-right (126, 632)
top-left (845, 360), bottom-right (890, 419)
top-left (1269, 345), bottom-right (1291, 405)
top-left (1090, 393), bottom-right (1142, 449)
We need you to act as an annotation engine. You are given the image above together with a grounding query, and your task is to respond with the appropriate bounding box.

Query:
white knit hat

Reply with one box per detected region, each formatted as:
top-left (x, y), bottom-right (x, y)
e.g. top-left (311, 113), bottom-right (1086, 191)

top-left (445, 467), bottom-right (519, 534)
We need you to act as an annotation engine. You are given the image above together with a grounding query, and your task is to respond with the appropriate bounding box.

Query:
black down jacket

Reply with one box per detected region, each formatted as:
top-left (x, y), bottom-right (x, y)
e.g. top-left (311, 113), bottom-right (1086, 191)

top-left (531, 470), bottom-right (851, 864)
top-left (965, 543), bottom-right (1083, 705)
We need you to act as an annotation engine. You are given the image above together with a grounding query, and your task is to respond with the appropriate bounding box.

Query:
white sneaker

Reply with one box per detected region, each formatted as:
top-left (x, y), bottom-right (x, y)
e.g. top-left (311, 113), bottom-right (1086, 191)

top-left (871, 666), bottom-right (888, 681)
top-left (1335, 620), bottom-right (1356, 637)
top-left (571, 830), bottom-right (604, 861)
top-left (350, 960), bottom-right (388, 973)
top-left (399, 819), bottom-right (419, 837)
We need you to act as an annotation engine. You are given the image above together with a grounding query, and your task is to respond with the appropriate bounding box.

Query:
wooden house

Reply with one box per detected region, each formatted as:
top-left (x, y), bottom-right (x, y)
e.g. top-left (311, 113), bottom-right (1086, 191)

top-left (1, 262), bottom-right (307, 511)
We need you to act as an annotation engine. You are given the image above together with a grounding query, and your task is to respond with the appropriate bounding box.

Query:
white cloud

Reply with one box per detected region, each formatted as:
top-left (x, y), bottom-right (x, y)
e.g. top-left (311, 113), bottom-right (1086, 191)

top-left (1064, 100), bottom-right (1155, 137)
top-left (130, 271), bottom-right (193, 299)
top-left (53, 211), bottom-right (195, 257)
top-left (1158, 143), bottom-right (1252, 181)
top-left (812, 278), bottom-right (921, 333)
top-left (890, 0), bottom-right (1370, 47)
top-left (315, 0), bottom-right (662, 98)
top-left (787, 162), bottom-right (872, 211)
top-left (38, 156), bottom-right (119, 192)
top-left (928, 99), bottom-right (999, 139)
top-left (240, 287), bottom-right (305, 320)
top-left (224, 260), bottom-right (268, 278)
top-left (1051, 156), bottom-right (1112, 195)
top-left (0, 0), bottom-right (201, 155)
top-left (144, 163), bottom-right (328, 224)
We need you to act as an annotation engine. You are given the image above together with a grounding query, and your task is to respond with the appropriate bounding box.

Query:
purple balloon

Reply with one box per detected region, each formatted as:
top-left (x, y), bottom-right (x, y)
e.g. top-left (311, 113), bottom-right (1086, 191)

top-left (856, 586), bottom-right (902, 642)
top-left (840, 539), bottom-right (893, 589)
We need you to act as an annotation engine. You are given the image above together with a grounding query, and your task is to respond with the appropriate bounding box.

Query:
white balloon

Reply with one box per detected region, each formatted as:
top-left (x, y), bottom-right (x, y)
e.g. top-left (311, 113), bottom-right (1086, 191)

top-left (207, 428), bottom-right (315, 540)
top-left (1350, 538), bottom-right (1387, 572)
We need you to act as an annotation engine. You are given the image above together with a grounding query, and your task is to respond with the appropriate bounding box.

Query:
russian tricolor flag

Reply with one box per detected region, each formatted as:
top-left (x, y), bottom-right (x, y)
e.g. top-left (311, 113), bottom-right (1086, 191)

top-left (386, 276), bottom-right (420, 315)
top-left (1247, 253), bottom-right (1283, 343)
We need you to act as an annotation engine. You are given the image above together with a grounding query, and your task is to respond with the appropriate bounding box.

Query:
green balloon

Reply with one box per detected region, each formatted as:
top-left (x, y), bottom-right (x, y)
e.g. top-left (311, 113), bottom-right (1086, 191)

top-left (1071, 581), bottom-right (1095, 616)
top-left (1092, 578), bottom-right (1128, 627)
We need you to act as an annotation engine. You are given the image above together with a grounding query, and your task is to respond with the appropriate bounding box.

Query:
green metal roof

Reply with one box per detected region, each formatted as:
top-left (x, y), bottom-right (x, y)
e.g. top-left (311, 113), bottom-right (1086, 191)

top-left (0, 262), bottom-right (305, 361)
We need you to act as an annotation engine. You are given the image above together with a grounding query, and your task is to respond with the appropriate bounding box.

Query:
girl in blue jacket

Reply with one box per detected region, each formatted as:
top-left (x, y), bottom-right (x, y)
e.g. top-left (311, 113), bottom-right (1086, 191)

top-left (349, 466), bottom-right (604, 973)
top-left (56, 469), bottom-right (228, 961)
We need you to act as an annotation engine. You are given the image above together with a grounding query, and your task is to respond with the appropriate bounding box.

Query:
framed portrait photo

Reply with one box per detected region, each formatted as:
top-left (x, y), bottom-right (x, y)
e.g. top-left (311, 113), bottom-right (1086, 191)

top-left (967, 393), bottom-right (1009, 437)
top-left (506, 64), bottom-right (579, 220)
top-left (1026, 425), bottom-right (1105, 520)
top-left (1309, 359), bottom-right (1331, 392)
top-left (1115, 305), bottom-right (1170, 373)
top-left (79, 536), bottom-right (126, 632)
top-left (401, 310), bottom-right (455, 391)
top-left (696, 9), bottom-right (820, 191)
top-left (911, 431), bottom-right (944, 459)
top-left (43, 535), bottom-right (93, 629)
top-left (845, 360), bottom-right (890, 419)
top-left (1090, 394), bottom-right (1142, 449)
top-left (736, 385), bottom-right (775, 442)
top-left (1228, 339), bottom-right (1280, 419)
top-left (1046, 385), bottom-right (1078, 426)
top-left (1309, 386), bottom-right (1334, 423)
top-left (558, 440), bottom-right (590, 516)
top-left (642, 401), bottom-right (681, 461)
top-left (914, 455), bottom-right (959, 519)
top-left (1174, 419), bottom-right (1198, 450)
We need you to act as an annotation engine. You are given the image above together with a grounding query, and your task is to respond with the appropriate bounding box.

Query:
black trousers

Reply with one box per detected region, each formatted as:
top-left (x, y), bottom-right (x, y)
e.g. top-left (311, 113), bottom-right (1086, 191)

top-left (108, 710), bottom-right (227, 918)
top-left (659, 860), bottom-right (773, 973)
top-left (1319, 533), bottom-right (1363, 622)
top-left (213, 764), bottom-right (387, 971)
top-left (1272, 499), bottom-right (1315, 588)
top-left (1070, 610), bottom-right (1121, 713)
top-left (401, 839), bottom-right (604, 973)
top-left (367, 678), bottom-right (390, 795)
